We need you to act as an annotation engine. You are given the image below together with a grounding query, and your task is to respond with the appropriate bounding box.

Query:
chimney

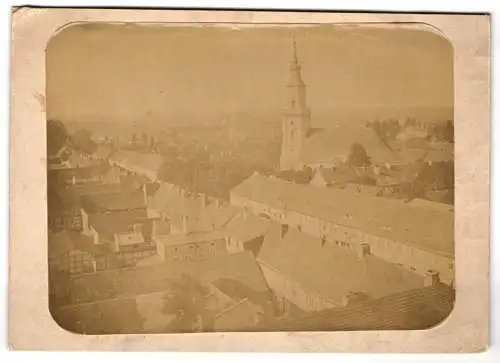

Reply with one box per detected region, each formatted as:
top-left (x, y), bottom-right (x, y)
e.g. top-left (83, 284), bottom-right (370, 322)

top-left (424, 269), bottom-right (440, 287)
top-left (279, 224), bottom-right (289, 240)
top-left (200, 193), bottom-right (208, 208)
top-left (357, 243), bottom-right (371, 259)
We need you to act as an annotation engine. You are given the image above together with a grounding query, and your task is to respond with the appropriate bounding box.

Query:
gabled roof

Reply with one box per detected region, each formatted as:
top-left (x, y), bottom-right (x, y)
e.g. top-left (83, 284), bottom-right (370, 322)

top-left (265, 284), bottom-right (454, 331)
top-left (231, 173), bottom-right (453, 255)
top-left (257, 223), bottom-right (424, 304)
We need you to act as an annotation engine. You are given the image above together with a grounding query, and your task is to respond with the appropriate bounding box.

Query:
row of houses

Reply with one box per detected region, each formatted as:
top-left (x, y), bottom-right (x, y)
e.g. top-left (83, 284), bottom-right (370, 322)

top-left (229, 172), bottom-right (454, 286)
top-left (48, 148), bottom-right (455, 331)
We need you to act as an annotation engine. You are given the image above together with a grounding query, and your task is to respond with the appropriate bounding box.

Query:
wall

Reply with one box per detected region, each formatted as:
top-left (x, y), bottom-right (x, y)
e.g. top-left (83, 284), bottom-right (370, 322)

top-left (258, 263), bottom-right (335, 313)
top-left (116, 247), bottom-right (157, 268)
top-left (80, 209), bottom-right (90, 233)
top-left (231, 193), bottom-right (454, 285)
top-left (57, 250), bottom-right (95, 276)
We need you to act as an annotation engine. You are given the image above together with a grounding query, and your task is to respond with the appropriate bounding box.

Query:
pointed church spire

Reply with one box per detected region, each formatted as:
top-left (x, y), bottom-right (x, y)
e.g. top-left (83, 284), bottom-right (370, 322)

top-left (292, 38), bottom-right (298, 64)
top-left (280, 38), bottom-right (312, 171)
top-left (288, 39), bottom-right (304, 87)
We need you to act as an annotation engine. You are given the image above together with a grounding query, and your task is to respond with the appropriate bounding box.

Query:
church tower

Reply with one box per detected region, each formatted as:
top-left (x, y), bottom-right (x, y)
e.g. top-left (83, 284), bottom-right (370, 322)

top-left (279, 40), bottom-right (311, 171)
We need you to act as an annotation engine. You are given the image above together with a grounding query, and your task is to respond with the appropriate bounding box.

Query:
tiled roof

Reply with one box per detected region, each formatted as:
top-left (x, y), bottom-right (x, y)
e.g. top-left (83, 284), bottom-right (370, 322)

top-left (231, 173), bottom-right (453, 255)
top-left (257, 223), bottom-right (424, 304)
top-left (300, 125), bottom-right (403, 166)
top-left (265, 284), bottom-right (454, 331)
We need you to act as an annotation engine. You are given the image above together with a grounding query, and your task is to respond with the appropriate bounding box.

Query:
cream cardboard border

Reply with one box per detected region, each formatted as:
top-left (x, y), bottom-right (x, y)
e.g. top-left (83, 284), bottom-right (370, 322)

top-left (9, 8), bottom-right (490, 352)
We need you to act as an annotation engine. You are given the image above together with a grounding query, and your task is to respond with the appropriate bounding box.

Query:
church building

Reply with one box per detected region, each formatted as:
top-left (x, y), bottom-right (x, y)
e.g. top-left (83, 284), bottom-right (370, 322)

top-left (278, 41), bottom-right (435, 171)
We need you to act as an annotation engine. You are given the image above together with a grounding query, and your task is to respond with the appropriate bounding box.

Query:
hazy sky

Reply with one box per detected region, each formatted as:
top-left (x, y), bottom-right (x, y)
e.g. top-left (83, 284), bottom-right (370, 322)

top-left (46, 23), bottom-right (453, 124)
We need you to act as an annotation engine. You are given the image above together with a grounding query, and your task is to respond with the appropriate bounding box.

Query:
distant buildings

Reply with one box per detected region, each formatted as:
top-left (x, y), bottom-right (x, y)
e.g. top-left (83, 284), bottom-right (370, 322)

top-left (108, 150), bottom-right (164, 182)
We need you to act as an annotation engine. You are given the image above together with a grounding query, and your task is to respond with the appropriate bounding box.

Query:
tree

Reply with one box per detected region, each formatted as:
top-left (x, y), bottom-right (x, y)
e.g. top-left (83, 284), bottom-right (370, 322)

top-left (347, 143), bottom-right (372, 167)
top-left (47, 120), bottom-right (72, 156)
top-left (72, 129), bottom-right (97, 154)
top-left (442, 120), bottom-right (454, 143)
top-left (162, 274), bottom-right (211, 333)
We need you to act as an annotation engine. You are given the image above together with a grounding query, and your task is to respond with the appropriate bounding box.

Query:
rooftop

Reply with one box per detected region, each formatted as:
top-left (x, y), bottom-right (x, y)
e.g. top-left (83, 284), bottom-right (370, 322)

top-left (110, 150), bottom-right (164, 177)
top-left (231, 173), bottom-right (454, 255)
top-left (149, 182), bottom-right (240, 234)
top-left (264, 284), bottom-right (454, 331)
top-left (48, 230), bottom-right (109, 259)
top-left (312, 165), bottom-right (376, 187)
top-left (88, 210), bottom-right (150, 240)
top-left (58, 251), bottom-right (269, 306)
top-left (257, 223), bottom-right (424, 304)
top-left (300, 125), bottom-right (403, 166)
top-left (157, 230), bottom-right (225, 247)
top-left (81, 191), bottom-right (146, 214)
top-left (223, 212), bottom-right (271, 242)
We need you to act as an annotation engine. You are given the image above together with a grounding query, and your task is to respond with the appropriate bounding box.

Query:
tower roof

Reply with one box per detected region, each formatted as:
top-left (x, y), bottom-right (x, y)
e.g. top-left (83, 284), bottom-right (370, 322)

top-left (288, 39), bottom-right (305, 87)
top-left (292, 39), bottom-right (298, 64)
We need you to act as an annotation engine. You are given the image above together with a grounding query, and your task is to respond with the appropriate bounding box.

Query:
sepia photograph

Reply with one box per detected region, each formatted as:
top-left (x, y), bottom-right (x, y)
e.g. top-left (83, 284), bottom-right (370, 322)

top-left (44, 22), bottom-right (456, 335)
